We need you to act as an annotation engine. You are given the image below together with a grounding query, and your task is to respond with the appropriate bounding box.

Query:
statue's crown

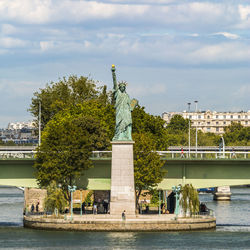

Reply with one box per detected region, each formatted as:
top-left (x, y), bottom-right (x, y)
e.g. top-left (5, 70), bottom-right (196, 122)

top-left (118, 81), bottom-right (127, 87)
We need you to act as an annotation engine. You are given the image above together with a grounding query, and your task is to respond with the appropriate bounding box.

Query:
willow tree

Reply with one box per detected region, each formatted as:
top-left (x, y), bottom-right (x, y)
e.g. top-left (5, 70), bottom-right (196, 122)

top-left (180, 184), bottom-right (200, 217)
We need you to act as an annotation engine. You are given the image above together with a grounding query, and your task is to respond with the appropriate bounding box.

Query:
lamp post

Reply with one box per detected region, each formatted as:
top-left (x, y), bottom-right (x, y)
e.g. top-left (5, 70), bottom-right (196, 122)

top-left (194, 101), bottom-right (198, 158)
top-left (68, 185), bottom-right (77, 221)
top-left (38, 101), bottom-right (41, 147)
top-left (187, 103), bottom-right (191, 158)
top-left (158, 190), bottom-right (161, 215)
top-left (221, 136), bottom-right (225, 158)
top-left (80, 189), bottom-right (83, 216)
top-left (172, 185), bottom-right (181, 218)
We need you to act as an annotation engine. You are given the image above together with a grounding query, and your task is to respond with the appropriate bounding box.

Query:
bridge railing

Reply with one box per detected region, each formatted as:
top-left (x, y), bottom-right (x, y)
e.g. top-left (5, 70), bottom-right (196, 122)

top-left (91, 150), bottom-right (249, 159)
top-left (158, 151), bottom-right (249, 159)
top-left (0, 151), bottom-right (36, 159)
top-left (0, 150), bottom-right (249, 160)
top-left (92, 151), bottom-right (112, 159)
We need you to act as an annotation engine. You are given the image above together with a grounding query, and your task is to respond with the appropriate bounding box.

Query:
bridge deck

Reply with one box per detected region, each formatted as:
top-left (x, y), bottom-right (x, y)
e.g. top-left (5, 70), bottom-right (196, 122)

top-left (1, 158), bottom-right (250, 189)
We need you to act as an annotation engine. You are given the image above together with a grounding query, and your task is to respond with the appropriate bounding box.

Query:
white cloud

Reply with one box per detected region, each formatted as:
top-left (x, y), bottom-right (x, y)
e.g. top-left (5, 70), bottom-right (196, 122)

top-left (40, 41), bottom-right (55, 51)
top-left (212, 32), bottom-right (240, 39)
top-left (238, 5), bottom-right (250, 20)
top-left (0, 0), bottom-right (247, 33)
top-left (1, 24), bottom-right (17, 35)
top-left (0, 36), bottom-right (28, 48)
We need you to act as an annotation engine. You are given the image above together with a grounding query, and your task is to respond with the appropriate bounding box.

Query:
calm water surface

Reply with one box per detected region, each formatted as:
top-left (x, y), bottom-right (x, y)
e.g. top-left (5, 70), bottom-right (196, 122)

top-left (1, 186), bottom-right (250, 249)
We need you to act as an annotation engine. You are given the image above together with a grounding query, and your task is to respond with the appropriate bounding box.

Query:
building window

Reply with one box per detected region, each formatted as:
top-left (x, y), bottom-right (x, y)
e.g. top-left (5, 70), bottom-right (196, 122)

top-left (189, 115), bottom-right (192, 119)
top-left (246, 121), bottom-right (248, 125)
top-left (207, 115), bottom-right (210, 119)
top-left (216, 115), bottom-right (218, 118)
top-left (198, 115), bottom-right (201, 119)
top-left (216, 127), bottom-right (219, 132)
top-left (198, 122), bottom-right (200, 125)
top-left (207, 127), bottom-right (211, 132)
top-left (245, 115), bottom-right (248, 119)
top-left (223, 121), bottom-right (226, 125)
top-left (223, 115), bottom-right (226, 119)
top-left (216, 122), bottom-right (219, 125)
top-left (231, 115), bottom-right (233, 119)
top-left (207, 122), bottom-right (210, 125)
top-left (238, 115), bottom-right (241, 119)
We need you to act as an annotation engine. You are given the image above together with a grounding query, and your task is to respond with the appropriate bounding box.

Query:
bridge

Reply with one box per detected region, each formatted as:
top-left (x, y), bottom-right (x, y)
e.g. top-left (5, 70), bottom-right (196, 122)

top-left (0, 148), bottom-right (250, 190)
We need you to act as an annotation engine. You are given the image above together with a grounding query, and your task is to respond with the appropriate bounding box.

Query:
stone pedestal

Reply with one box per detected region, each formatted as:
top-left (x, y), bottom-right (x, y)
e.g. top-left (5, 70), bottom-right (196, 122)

top-left (110, 141), bottom-right (136, 215)
top-left (213, 186), bottom-right (231, 201)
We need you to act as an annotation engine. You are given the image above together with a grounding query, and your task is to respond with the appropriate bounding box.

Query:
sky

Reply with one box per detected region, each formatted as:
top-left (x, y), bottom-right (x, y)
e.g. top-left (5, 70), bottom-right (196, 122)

top-left (0, 0), bottom-right (249, 128)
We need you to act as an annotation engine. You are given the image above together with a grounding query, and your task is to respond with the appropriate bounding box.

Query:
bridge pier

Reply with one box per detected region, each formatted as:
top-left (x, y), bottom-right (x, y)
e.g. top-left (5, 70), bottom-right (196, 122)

top-left (213, 186), bottom-right (231, 201)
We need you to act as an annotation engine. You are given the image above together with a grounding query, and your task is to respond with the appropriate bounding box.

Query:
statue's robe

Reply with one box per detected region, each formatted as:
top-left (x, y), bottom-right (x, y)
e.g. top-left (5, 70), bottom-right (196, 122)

top-left (113, 89), bottom-right (132, 141)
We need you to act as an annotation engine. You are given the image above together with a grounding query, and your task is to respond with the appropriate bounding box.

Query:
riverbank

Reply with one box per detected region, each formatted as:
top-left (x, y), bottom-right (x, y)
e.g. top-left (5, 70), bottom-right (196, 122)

top-left (23, 214), bottom-right (216, 231)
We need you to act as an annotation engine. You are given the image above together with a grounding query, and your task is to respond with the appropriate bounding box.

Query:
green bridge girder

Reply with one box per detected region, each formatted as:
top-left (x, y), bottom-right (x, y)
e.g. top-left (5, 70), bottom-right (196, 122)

top-left (0, 158), bottom-right (250, 190)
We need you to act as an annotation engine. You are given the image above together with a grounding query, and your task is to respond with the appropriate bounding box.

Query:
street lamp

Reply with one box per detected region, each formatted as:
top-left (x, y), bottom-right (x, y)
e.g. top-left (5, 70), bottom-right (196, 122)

top-left (38, 101), bottom-right (41, 147)
top-left (194, 101), bottom-right (198, 158)
top-left (172, 185), bottom-right (181, 218)
top-left (221, 136), bottom-right (225, 158)
top-left (187, 103), bottom-right (191, 158)
top-left (68, 185), bottom-right (77, 221)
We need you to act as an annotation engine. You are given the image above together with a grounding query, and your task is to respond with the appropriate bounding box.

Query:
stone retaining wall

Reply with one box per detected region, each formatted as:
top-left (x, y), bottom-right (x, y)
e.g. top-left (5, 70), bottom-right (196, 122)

top-left (23, 216), bottom-right (216, 231)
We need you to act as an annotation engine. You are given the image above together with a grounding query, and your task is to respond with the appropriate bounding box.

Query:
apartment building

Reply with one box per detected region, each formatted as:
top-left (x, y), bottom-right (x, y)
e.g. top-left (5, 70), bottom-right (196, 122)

top-left (162, 110), bottom-right (250, 134)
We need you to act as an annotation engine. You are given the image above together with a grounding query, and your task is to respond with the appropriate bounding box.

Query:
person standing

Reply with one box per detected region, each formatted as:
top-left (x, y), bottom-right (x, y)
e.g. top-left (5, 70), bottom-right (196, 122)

top-left (31, 204), bottom-right (34, 213)
top-left (122, 210), bottom-right (126, 221)
top-left (35, 201), bottom-right (39, 213)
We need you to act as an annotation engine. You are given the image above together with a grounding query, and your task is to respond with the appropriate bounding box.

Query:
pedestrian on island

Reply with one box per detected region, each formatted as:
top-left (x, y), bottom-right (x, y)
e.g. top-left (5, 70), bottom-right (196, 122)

top-left (93, 203), bottom-right (97, 215)
top-left (31, 204), bottom-right (34, 213)
top-left (103, 200), bottom-right (108, 214)
top-left (122, 210), bottom-right (126, 221)
top-left (82, 201), bottom-right (86, 213)
top-left (36, 201), bottom-right (39, 213)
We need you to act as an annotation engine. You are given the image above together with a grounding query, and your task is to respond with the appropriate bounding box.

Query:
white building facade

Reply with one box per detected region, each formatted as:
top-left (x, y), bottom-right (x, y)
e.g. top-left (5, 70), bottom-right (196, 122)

top-left (7, 121), bottom-right (35, 130)
top-left (162, 110), bottom-right (250, 134)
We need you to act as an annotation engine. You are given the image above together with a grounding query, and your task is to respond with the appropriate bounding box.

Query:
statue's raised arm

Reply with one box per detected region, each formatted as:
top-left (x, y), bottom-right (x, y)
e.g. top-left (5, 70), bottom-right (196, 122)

top-left (111, 64), bottom-right (118, 91)
top-left (111, 65), bottom-right (138, 141)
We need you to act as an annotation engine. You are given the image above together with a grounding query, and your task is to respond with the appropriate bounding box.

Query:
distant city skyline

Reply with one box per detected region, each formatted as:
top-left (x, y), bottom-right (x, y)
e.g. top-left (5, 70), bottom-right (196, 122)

top-left (0, 0), bottom-right (249, 128)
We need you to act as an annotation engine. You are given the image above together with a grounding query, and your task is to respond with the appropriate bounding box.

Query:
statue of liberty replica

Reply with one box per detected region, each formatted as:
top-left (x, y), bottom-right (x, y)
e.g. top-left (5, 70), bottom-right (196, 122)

top-left (110, 65), bottom-right (137, 215)
top-left (111, 64), bottom-right (138, 141)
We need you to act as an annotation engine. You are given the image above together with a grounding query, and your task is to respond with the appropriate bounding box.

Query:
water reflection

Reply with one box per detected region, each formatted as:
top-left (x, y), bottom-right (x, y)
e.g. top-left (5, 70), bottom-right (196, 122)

top-left (1, 186), bottom-right (250, 249)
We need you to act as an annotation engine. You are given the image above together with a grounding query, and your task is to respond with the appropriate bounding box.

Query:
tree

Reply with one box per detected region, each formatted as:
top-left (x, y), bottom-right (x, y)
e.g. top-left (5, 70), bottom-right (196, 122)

top-left (166, 114), bottom-right (189, 132)
top-left (224, 122), bottom-right (250, 145)
top-left (180, 184), bottom-right (200, 217)
top-left (44, 181), bottom-right (67, 214)
top-left (29, 75), bottom-right (111, 129)
top-left (35, 104), bottom-right (110, 201)
top-left (133, 132), bottom-right (165, 212)
top-left (132, 106), bottom-right (169, 150)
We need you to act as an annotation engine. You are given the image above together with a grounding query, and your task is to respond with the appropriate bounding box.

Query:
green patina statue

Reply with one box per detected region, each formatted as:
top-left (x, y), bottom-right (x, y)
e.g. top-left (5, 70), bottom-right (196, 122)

top-left (111, 65), bottom-right (138, 141)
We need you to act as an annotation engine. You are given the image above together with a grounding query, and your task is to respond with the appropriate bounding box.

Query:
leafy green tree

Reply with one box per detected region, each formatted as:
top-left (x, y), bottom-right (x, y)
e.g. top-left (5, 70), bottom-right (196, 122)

top-left (29, 75), bottom-right (111, 129)
top-left (132, 106), bottom-right (169, 150)
top-left (180, 184), bottom-right (200, 217)
top-left (35, 104), bottom-right (110, 201)
top-left (167, 114), bottom-right (189, 132)
top-left (224, 122), bottom-right (250, 145)
top-left (133, 132), bottom-right (165, 211)
top-left (44, 181), bottom-right (67, 214)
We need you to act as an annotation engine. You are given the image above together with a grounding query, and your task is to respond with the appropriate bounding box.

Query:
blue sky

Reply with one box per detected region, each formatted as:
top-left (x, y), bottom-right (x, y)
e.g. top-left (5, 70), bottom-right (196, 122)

top-left (0, 0), bottom-right (249, 127)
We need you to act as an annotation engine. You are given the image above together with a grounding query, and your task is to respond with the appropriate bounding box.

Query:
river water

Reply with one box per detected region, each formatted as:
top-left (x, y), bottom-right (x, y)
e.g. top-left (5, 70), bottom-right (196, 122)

top-left (1, 186), bottom-right (250, 249)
